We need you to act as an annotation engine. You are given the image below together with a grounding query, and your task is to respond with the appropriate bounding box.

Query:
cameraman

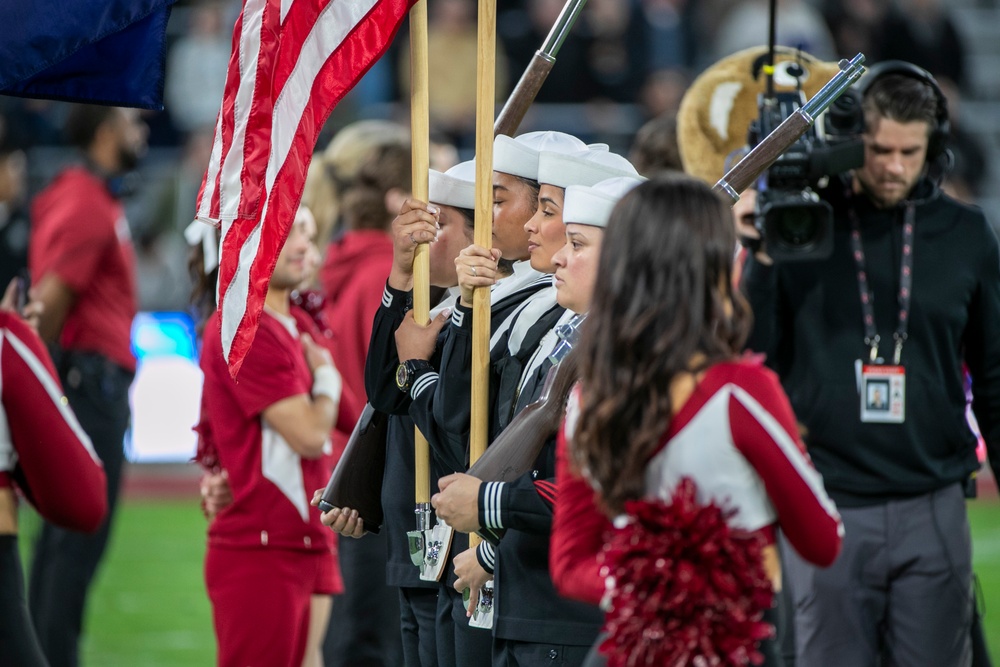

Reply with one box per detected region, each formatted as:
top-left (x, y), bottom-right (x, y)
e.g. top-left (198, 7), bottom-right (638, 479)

top-left (742, 62), bottom-right (1000, 666)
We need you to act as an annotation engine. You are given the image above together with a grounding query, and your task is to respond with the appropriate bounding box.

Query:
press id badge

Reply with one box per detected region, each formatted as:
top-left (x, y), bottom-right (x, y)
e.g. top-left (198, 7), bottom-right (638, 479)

top-left (860, 364), bottom-right (905, 423)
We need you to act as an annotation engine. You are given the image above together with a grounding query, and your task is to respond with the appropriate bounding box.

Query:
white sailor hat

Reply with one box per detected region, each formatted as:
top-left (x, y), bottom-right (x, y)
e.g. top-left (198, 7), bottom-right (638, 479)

top-left (429, 159), bottom-right (476, 209)
top-left (492, 131), bottom-right (588, 180)
top-left (537, 148), bottom-right (639, 189)
top-left (563, 176), bottom-right (645, 228)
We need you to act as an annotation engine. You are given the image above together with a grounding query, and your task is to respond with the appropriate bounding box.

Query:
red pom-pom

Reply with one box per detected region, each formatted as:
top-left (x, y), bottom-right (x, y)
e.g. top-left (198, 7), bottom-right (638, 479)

top-left (598, 478), bottom-right (774, 667)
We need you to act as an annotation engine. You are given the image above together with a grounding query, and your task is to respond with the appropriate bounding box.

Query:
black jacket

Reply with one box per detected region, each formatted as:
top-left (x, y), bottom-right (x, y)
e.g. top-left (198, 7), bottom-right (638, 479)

top-left (744, 177), bottom-right (1000, 506)
top-left (410, 272), bottom-right (603, 644)
top-left (475, 366), bottom-right (604, 646)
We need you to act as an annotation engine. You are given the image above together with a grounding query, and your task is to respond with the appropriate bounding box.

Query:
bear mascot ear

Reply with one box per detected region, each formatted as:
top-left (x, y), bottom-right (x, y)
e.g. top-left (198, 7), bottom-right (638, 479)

top-left (677, 46), bottom-right (842, 185)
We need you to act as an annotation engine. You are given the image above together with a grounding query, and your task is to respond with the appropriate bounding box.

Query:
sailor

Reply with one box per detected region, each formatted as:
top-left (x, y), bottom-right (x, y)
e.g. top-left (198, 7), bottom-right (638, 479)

top-left (323, 160), bottom-right (476, 667)
top-left (430, 154), bottom-right (644, 665)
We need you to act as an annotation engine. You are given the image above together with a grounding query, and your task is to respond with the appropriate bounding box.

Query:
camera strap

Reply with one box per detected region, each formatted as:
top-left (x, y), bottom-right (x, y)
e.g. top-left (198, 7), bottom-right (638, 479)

top-left (848, 204), bottom-right (915, 365)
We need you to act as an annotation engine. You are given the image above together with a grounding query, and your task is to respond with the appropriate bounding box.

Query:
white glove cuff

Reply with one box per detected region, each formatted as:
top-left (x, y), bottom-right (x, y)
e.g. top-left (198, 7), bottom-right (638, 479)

top-left (312, 364), bottom-right (343, 406)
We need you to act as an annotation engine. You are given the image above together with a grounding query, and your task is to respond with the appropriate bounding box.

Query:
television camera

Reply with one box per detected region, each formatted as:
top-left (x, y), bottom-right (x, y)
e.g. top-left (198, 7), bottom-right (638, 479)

top-left (747, 58), bottom-right (865, 261)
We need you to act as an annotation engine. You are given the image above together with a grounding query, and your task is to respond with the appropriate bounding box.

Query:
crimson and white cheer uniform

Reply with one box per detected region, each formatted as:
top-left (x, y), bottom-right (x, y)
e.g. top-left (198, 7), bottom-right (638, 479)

top-left (551, 358), bottom-right (843, 606)
top-left (0, 312), bottom-right (106, 666)
top-left (198, 308), bottom-right (342, 667)
top-left (0, 312), bottom-right (106, 524)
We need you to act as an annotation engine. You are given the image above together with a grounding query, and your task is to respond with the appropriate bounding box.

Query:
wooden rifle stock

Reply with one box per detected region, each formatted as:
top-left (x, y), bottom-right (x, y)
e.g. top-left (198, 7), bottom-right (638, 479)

top-left (494, 52), bottom-right (554, 137)
top-left (493, 0), bottom-right (587, 137)
top-left (319, 403), bottom-right (389, 534)
top-left (467, 351), bottom-right (580, 482)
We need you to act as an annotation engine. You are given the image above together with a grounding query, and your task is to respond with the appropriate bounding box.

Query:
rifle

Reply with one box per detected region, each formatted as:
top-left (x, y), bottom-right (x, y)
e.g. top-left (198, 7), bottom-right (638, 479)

top-left (466, 350), bottom-right (579, 481)
top-left (318, 403), bottom-right (388, 533)
top-left (467, 315), bottom-right (583, 481)
top-left (465, 54), bottom-right (868, 485)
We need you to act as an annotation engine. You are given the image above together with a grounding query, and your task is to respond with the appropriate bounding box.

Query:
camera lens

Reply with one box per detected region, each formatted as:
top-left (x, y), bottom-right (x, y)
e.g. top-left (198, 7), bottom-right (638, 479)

top-left (761, 194), bottom-right (834, 261)
top-left (776, 208), bottom-right (821, 247)
top-left (827, 89), bottom-right (863, 136)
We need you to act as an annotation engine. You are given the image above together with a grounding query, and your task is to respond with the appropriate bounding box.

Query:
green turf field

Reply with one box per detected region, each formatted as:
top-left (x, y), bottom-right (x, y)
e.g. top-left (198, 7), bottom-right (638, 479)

top-left (972, 498), bottom-right (1000, 659)
top-left (16, 495), bottom-right (1000, 665)
top-left (19, 497), bottom-right (215, 666)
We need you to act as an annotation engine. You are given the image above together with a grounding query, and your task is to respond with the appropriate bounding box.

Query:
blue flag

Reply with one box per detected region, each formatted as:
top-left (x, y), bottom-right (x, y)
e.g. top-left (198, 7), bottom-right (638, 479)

top-left (0, 0), bottom-right (176, 110)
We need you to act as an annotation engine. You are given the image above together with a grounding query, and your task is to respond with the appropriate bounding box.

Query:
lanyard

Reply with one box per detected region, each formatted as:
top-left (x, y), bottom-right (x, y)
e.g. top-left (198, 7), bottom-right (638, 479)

top-left (848, 205), bottom-right (915, 364)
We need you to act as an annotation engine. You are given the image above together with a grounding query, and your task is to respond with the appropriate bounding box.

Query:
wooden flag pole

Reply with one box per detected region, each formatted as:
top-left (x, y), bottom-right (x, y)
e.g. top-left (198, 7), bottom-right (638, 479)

top-left (469, 0), bottom-right (497, 552)
top-left (410, 0), bottom-right (432, 531)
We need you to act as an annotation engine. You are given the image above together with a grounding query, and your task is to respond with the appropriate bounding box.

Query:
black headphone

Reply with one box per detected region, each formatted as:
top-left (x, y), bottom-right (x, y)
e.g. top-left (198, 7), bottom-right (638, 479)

top-left (854, 60), bottom-right (950, 162)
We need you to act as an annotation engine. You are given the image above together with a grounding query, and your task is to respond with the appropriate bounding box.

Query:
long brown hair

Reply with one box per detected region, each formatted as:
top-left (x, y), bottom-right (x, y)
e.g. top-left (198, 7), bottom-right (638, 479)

top-left (187, 237), bottom-right (219, 335)
top-left (572, 173), bottom-right (751, 514)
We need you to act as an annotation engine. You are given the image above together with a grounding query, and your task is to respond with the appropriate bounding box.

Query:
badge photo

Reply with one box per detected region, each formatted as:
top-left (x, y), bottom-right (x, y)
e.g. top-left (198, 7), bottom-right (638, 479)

top-left (860, 364), bottom-right (905, 423)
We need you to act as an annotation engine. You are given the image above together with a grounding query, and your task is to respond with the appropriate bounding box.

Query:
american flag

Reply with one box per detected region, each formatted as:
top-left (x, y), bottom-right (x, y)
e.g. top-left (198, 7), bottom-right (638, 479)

top-left (195, 0), bottom-right (415, 377)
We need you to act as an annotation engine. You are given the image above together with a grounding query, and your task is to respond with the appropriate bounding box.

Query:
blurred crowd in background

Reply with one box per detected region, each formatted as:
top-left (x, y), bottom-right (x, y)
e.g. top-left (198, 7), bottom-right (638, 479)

top-left (0, 0), bottom-right (995, 319)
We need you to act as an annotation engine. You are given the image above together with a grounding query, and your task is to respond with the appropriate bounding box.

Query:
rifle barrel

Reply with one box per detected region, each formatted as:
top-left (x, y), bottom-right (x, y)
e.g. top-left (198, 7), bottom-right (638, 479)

top-left (802, 54), bottom-right (866, 119)
top-left (540, 0), bottom-right (588, 56)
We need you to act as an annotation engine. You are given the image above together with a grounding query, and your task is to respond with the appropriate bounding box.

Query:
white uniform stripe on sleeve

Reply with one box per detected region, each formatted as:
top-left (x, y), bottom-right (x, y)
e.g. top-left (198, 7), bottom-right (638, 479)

top-left (411, 373), bottom-right (438, 400)
top-left (484, 481), bottom-right (505, 530)
top-left (3, 329), bottom-right (97, 461)
top-left (479, 540), bottom-right (496, 569)
top-left (729, 384), bottom-right (841, 525)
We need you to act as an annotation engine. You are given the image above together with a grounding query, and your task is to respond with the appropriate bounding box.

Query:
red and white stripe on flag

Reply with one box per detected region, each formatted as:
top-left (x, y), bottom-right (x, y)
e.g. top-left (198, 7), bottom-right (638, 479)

top-left (193, 0), bottom-right (415, 378)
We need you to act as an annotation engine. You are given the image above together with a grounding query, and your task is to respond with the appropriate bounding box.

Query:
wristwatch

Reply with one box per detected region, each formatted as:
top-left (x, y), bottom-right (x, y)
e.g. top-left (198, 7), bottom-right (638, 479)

top-left (395, 359), bottom-right (433, 393)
